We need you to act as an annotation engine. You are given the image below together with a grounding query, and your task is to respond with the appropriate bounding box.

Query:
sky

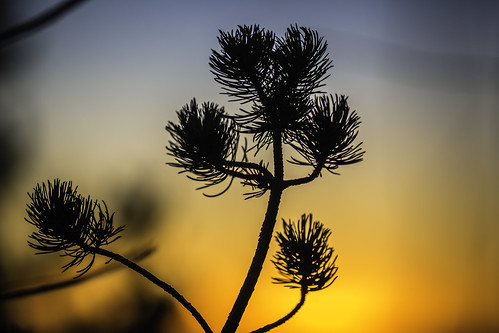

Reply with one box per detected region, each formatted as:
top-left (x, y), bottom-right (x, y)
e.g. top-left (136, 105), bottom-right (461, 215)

top-left (1, 1), bottom-right (498, 332)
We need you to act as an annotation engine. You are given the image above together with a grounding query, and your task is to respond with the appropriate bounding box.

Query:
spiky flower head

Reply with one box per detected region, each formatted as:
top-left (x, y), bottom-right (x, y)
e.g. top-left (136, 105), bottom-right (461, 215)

top-left (290, 94), bottom-right (364, 173)
top-left (210, 24), bottom-right (332, 150)
top-left (25, 179), bottom-right (124, 277)
top-left (166, 98), bottom-right (239, 195)
top-left (272, 214), bottom-right (338, 292)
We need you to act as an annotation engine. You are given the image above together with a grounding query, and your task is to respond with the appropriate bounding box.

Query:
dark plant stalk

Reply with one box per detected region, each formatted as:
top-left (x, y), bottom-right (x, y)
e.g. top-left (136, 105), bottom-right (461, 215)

top-left (222, 131), bottom-right (284, 333)
top-left (89, 246), bottom-right (213, 333)
top-left (251, 286), bottom-right (307, 333)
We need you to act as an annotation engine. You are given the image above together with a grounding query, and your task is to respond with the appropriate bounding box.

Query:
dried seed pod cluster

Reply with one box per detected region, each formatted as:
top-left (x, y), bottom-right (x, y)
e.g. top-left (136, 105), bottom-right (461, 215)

top-left (26, 179), bottom-right (124, 277)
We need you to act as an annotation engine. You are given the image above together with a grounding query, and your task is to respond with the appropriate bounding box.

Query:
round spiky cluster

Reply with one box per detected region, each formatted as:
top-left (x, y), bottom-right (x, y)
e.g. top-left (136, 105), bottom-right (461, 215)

top-left (166, 98), bottom-right (239, 195)
top-left (290, 94), bottom-right (364, 173)
top-left (272, 214), bottom-right (338, 292)
top-left (167, 25), bottom-right (364, 198)
top-left (26, 179), bottom-right (124, 277)
top-left (210, 25), bottom-right (332, 149)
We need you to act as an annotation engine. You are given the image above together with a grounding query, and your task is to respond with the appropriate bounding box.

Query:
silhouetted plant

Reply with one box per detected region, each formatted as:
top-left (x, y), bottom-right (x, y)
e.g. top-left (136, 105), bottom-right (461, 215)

top-left (25, 178), bottom-right (213, 333)
top-left (207, 24), bottom-right (362, 333)
top-left (166, 98), bottom-right (241, 196)
top-left (272, 214), bottom-right (338, 291)
top-left (252, 214), bottom-right (338, 332)
top-left (17, 24), bottom-right (364, 333)
top-left (26, 179), bottom-right (124, 278)
top-left (289, 94), bottom-right (363, 174)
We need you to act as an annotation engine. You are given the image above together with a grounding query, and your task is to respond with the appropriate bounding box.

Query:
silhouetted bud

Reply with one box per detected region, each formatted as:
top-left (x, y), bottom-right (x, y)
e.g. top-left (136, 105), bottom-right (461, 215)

top-left (210, 25), bottom-right (276, 105)
top-left (210, 25), bottom-right (332, 150)
top-left (166, 98), bottom-right (239, 194)
top-left (290, 94), bottom-right (364, 173)
top-left (25, 179), bottom-right (124, 277)
top-left (272, 214), bottom-right (338, 292)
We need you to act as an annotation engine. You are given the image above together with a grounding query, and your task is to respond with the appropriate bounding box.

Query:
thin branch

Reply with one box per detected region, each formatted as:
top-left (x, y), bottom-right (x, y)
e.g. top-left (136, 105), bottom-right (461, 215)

top-left (1, 0), bottom-right (89, 48)
top-left (223, 160), bottom-right (274, 181)
top-left (90, 246), bottom-right (213, 333)
top-left (218, 163), bottom-right (273, 192)
top-left (0, 246), bottom-right (154, 301)
top-left (283, 162), bottom-right (323, 189)
top-left (251, 287), bottom-right (307, 333)
top-left (219, 165), bottom-right (265, 183)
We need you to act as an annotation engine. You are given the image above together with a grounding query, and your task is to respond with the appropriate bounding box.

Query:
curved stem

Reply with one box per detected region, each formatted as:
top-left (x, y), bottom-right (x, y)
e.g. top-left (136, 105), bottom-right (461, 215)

top-left (251, 287), bottom-right (307, 333)
top-left (283, 162), bottom-right (324, 189)
top-left (90, 247), bottom-right (213, 333)
top-left (223, 160), bottom-right (274, 181)
top-left (222, 131), bottom-right (284, 333)
top-left (219, 165), bottom-right (269, 185)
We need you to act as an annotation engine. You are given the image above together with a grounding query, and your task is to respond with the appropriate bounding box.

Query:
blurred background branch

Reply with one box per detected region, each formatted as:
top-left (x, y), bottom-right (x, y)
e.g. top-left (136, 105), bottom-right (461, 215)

top-left (0, 0), bottom-right (89, 48)
top-left (0, 245), bottom-right (155, 301)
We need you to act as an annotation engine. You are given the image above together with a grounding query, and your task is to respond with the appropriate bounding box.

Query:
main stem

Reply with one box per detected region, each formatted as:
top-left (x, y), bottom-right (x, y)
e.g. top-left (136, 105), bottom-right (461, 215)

top-left (222, 131), bottom-right (284, 333)
top-left (91, 247), bottom-right (213, 333)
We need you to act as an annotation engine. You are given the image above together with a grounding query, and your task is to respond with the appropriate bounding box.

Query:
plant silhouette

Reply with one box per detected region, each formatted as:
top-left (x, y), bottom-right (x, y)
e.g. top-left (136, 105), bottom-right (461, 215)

top-left (19, 24), bottom-right (364, 332)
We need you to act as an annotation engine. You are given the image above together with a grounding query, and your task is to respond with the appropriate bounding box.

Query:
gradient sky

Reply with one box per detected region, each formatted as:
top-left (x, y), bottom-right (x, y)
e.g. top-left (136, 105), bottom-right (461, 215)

top-left (1, 1), bottom-right (498, 332)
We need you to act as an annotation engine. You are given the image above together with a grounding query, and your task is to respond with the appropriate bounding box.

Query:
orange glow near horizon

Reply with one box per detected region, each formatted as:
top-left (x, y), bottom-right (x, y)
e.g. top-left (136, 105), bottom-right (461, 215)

top-left (3, 164), bottom-right (498, 332)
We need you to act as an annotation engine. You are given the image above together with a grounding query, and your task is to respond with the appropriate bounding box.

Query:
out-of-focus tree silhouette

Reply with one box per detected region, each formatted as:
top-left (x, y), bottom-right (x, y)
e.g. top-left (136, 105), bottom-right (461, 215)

top-left (1, 3), bottom-right (39, 330)
top-left (0, 0), bottom-right (90, 193)
top-left (0, 2), bottom-right (177, 332)
top-left (0, 1), bottom-right (31, 194)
